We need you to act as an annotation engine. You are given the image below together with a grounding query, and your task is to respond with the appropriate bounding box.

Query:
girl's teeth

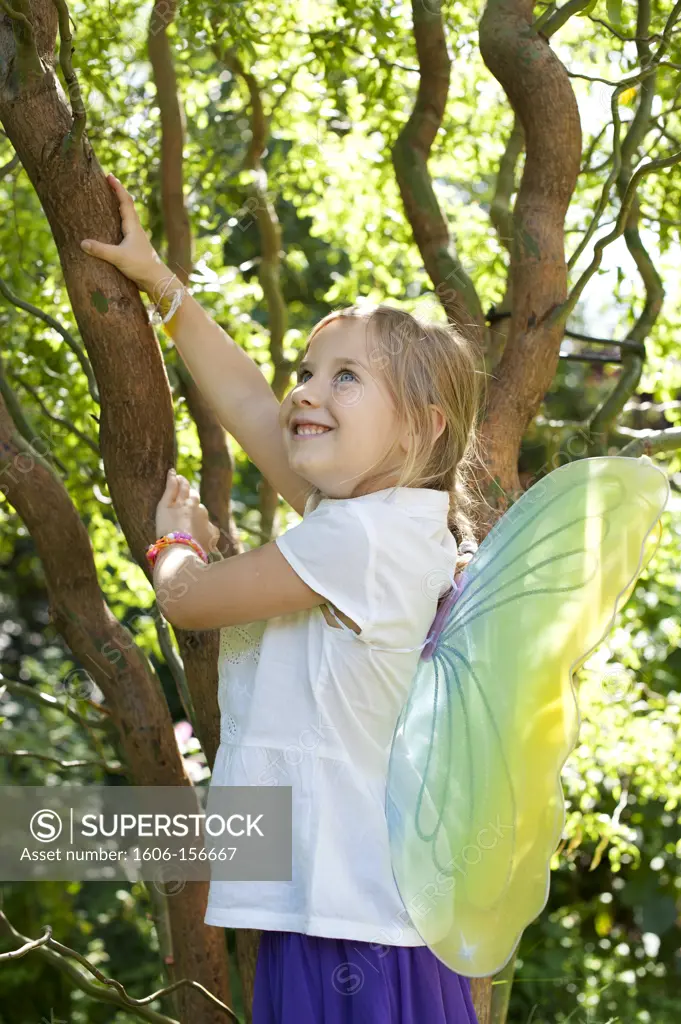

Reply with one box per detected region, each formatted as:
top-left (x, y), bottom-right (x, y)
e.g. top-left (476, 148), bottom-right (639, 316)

top-left (296, 425), bottom-right (330, 435)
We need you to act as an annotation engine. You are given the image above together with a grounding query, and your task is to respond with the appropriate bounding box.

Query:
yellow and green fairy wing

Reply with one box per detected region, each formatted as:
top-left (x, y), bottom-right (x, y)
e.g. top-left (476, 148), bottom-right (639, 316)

top-left (386, 454), bottom-right (669, 978)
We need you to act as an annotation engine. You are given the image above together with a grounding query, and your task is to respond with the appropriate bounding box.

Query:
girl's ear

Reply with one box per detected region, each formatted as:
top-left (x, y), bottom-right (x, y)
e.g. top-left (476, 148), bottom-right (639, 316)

top-left (429, 404), bottom-right (447, 445)
top-left (398, 421), bottom-right (412, 455)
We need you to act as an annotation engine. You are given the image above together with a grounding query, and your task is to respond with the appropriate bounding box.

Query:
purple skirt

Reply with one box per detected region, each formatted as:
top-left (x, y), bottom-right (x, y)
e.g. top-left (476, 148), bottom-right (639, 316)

top-left (252, 930), bottom-right (478, 1023)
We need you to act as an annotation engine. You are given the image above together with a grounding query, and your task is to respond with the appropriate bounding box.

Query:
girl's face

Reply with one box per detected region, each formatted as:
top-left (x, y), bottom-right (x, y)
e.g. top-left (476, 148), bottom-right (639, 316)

top-left (279, 318), bottom-right (409, 498)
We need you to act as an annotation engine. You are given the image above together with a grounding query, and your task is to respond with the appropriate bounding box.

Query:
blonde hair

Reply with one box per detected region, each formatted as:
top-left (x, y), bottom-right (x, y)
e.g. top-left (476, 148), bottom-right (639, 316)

top-left (299, 303), bottom-right (488, 547)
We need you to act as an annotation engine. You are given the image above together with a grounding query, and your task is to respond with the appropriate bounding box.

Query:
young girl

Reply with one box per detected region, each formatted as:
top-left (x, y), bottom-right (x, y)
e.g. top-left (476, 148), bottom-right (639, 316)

top-left (81, 174), bottom-right (482, 1024)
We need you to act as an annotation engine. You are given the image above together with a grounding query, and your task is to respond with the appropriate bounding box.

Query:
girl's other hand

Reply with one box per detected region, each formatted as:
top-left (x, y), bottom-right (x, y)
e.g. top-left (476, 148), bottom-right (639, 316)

top-left (155, 470), bottom-right (221, 556)
top-left (80, 174), bottom-right (170, 296)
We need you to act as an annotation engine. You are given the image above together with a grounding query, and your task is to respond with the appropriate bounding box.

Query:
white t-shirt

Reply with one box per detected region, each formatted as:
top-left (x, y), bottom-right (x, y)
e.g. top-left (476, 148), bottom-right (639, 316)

top-left (203, 485), bottom-right (459, 944)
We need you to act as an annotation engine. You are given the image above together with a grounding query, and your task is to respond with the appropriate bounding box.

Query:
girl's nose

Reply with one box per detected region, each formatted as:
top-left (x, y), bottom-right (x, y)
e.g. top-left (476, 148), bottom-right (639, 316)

top-left (294, 380), bottom-right (324, 406)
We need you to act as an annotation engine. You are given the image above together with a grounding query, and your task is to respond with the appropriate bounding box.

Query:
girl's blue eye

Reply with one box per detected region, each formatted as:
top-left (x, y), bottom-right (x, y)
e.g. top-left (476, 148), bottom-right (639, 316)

top-left (296, 368), bottom-right (357, 383)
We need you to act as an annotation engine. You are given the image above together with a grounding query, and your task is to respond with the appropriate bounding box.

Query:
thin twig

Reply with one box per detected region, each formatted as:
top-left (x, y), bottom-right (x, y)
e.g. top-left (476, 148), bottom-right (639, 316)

top-left (580, 122), bottom-right (610, 174)
top-left (7, 373), bottom-right (100, 455)
top-left (587, 16), bottom-right (663, 43)
top-left (558, 148), bottom-right (681, 325)
top-left (567, 60), bottom-right (672, 273)
top-left (0, 273), bottom-right (98, 402)
top-left (569, 67), bottom-right (643, 272)
top-left (0, 912), bottom-right (240, 1022)
top-left (51, 0), bottom-right (87, 153)
top-left (0, 353), bottom-right (70, 475)
top-left (650, 0), bottom-right (681, 65)
top-left (565, 61), bottom-right (679, 86)
top-left (4, 750), bottom-right (126, 774)
top-left (0, 679), bottom-right (108, 729)
top-left (0, 153), bottom-right (20, 180)
top-left (485, 309), bottom-right (646, 354)
top-left (560, 351), bottom-right (623, 364)
top-left (154, 612), bottom-right (197, 736)
top-left (489, 117), bottom-right (524, 255)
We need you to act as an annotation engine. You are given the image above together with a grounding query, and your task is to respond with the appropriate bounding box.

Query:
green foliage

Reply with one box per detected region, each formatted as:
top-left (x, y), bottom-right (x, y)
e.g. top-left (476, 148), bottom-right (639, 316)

top-left (0, 0), bottom-right (680, 1020)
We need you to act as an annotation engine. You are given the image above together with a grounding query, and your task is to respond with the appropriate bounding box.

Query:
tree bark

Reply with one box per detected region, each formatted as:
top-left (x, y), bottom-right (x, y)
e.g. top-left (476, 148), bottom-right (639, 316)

top-left (477, 0), bottom-right (582, 524)
top-left (393, 0), bottom-right (486, 345)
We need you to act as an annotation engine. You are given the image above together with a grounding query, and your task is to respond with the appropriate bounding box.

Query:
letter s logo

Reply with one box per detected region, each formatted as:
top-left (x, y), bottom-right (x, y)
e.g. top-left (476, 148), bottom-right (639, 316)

top-left (30, 809), bottom-right (63, 842)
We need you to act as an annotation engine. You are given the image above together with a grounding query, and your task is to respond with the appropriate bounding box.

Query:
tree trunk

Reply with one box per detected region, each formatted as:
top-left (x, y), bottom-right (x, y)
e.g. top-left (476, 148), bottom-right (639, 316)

top-left (0, 393), bottom-right (233, 1021)
top-left (0, 4), bottom-right (233, 1018)
top-left (476, 0), bottom-right (582, 523)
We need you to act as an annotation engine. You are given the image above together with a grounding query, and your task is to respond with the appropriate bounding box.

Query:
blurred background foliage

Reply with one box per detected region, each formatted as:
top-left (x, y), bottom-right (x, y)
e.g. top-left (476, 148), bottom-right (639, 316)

top-left (0, 0), bottom-right (680, 1020)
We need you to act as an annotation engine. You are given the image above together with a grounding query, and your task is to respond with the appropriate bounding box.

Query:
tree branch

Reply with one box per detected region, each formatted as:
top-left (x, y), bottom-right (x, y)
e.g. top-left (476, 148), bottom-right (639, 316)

top-left (391, 0), bottom-right (485, 339)
top-left (588, 0), bottom-right (666, 443)
top-left (1, 676), bottom-right (117, 766)
top-left (534, 0), bottom-right (595, 36)
top-left (567, 64), bottom-right (664, 272)
top-left (485, 0), bottom-right (603, 355)
top-left (154, 610), bottom-right (197, 736)
top-left (550, 147), bottom-right (681, 330)
top-left (615, 426), bottom-right (681, 458)
top-left (651, 0), bottom-right (681, 63)
top-left (485, 307), bottom-right (648, 353)
top-left (213, 40), bottom-right (291, 543)
top-left (560, 350), bottom-right (625, 364)
top-left (0, 915), bottom-right (182, 1023)
top-left (580, 122), bottom-right (611, 174)
top-left (0, 0), bottom-right (31, 32)
top-left (476, 0), bottom-right (582, 507)
top-left (489, 115), bottom-right (524, 255)
top-left (565, 62), bottom-right (680, 86)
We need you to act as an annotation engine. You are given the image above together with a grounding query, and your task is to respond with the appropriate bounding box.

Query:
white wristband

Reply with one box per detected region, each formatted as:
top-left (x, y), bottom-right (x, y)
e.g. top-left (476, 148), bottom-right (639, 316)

top-left (149, 274), bottom-right (188, 325)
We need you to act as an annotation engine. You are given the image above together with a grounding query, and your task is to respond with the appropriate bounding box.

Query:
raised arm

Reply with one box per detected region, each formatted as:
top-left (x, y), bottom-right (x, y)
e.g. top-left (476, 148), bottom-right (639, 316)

top-left (147, 280), bottom-right (310, 516)
top-left (80, 174), bottom-right (311, 516)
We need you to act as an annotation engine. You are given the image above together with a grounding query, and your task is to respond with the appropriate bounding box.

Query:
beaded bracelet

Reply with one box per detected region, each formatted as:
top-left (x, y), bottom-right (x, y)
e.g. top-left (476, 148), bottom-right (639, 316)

top-left (149, 274), bottom-right (188, 326)
top-left (146, 531), bottom-right (209, 570)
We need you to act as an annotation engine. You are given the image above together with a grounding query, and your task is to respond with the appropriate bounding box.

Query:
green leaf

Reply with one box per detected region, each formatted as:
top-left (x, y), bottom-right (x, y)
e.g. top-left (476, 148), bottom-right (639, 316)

top-left (606, 0), bottom-right (623, 28)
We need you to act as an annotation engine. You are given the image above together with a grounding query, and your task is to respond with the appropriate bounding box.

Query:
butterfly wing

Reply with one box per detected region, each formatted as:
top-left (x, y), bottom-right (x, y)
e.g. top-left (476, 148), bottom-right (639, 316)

top-left (386, 454), bottom-right (669, 977)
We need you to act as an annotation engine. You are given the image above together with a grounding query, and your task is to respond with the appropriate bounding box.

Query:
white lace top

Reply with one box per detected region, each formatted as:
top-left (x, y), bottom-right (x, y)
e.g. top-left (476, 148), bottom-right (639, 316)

top-left (204, 486), bottom-right (459, 944)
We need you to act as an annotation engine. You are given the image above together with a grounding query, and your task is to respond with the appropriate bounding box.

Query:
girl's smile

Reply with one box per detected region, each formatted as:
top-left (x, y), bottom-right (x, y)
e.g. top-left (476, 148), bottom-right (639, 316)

top-left (292, 426), bottom-right (334, 439)
top-left (290, 414), bottom-right (335, 438)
